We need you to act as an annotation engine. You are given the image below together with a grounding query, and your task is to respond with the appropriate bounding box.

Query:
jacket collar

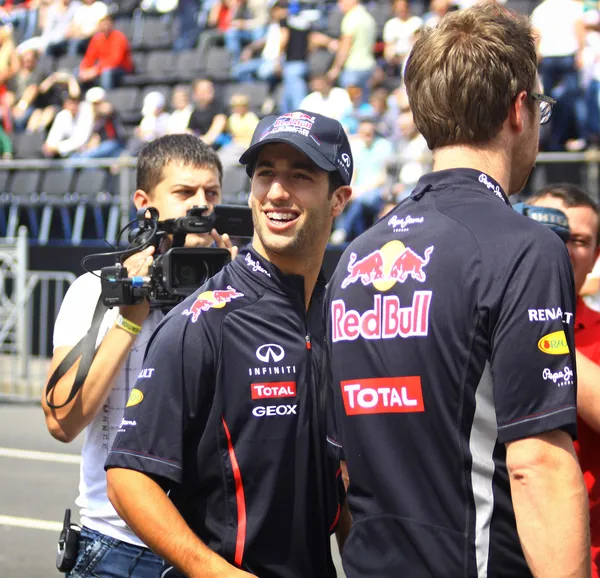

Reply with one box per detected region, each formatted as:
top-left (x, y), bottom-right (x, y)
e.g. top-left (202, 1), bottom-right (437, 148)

top-left (235, 245), bottom-right (326, 305)
top-left (411, 168), bottom-right (511, 206)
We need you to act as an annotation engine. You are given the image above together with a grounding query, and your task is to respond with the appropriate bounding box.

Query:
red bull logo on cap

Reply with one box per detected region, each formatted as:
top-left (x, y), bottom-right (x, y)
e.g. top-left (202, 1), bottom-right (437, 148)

top-left (182, 286), bottom-right (244, 323)
top-left (341, 241), bottom-right (434, 291)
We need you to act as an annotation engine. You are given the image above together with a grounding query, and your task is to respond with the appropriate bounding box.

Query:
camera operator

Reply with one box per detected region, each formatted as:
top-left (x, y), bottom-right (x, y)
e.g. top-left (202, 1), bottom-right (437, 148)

top-left (528, 183), bottom-right (600, 577)
top-left (104, 111), bottom-right (353, 578)
top-left (42, 133), bottom-right (235, 578)
top-left (325, 4), bottom-right (590, 577)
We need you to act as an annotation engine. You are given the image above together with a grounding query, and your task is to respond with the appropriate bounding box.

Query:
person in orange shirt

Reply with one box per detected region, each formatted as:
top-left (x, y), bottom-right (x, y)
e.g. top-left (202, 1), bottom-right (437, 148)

top-left (530, 183), bottom-right (600, 578)
top-left (78, 12), bottom-right (133, 91)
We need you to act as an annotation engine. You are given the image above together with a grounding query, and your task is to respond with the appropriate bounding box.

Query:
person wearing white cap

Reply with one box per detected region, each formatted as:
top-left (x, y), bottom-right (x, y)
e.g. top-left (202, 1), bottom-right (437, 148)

top-left (125, 91), bottom-right (170, 156)
top-left (68, 85), bottom-right (125, 158)
top-left (66, 0), bottom-right (109, 56)
top-left (44, 86), bottom-right (125, 158)
top-left (43, 92), bottom-right (95, 158)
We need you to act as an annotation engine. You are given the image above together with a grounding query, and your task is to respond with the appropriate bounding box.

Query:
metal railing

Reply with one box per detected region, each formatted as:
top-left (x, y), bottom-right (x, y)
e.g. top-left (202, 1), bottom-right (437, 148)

top-left (0, 151), bottom-right (598, 401)
top-left (0, 226), bottom-right (75, 402)
top-left (0, 157), bottom-right (137, 245)
top-left (532, 151), bottom-right (600, 201)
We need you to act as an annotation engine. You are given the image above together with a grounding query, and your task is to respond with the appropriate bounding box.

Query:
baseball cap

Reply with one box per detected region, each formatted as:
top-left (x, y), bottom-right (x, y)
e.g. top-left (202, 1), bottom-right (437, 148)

top-left (86, 86), bottom-right (106, 104)
top-left (141, 91), bottom-right (166, 116)
top-left (239, 110), bottom-right (353, 186)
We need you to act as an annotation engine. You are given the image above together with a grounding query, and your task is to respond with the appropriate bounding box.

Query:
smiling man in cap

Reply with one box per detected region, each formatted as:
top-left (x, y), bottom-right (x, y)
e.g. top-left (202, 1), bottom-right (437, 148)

top-left (105, 111), bottom-right (353, 578)
top-left (240, 110), bottom-right (353, 284)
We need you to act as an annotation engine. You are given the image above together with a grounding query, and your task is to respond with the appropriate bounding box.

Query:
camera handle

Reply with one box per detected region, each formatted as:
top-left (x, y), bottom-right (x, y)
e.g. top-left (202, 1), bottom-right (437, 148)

top-left (45, 297), bottom-right (108, 410)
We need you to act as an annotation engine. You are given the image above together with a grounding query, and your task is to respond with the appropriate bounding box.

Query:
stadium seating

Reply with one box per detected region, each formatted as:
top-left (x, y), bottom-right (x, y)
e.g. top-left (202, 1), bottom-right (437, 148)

top-left (0, 0), bottom-right (555, 247)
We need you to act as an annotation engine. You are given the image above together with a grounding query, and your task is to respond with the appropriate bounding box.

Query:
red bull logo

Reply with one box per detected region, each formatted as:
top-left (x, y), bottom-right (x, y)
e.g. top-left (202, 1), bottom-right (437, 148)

top-left (182, 286), bottom-right (244, 323)
top-left (331, 291), bottom-right (432, 342)
top-left (341, 241), bottom-right (434, 290)
top-left (280, 111), bottom-right (315, 122)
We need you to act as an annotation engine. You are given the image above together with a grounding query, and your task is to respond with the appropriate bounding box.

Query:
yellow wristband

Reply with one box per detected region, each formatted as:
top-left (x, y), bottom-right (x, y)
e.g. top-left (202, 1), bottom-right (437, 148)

top-left (115, 314), bottom-right (141, 336)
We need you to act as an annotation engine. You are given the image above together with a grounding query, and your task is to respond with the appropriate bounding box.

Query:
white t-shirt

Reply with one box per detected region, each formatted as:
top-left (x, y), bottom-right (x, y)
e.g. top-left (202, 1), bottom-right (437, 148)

top-left (262, 22), bottom-right (282, 61)
top-left (167, 105), bottom-right (194, 134)
top-left (582, 29), bottom-right (600, 86)
top-left (72, 1), bottom-right (108, 38)
top-left (532, 0), bottom-right (583, 58)
top-left (382, 15), bottom-right (422, 58)
top-left (46, 102), bottom-right (95, 157)
top-left (299, 88), bottom-right (353, 121)
top-left (139, 112), bottom-right (170, 142)
top-left (53, 272), bottom-right (163, 546)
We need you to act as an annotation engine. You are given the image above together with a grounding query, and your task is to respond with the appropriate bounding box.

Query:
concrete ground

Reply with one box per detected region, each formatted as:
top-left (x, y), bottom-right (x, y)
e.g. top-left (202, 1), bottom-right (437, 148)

top-left (0, 403), bottom-right (345, 578)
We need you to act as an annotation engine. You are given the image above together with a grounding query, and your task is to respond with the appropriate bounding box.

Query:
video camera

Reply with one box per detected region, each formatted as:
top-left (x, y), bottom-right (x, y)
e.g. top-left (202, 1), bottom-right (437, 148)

top-left (99, 205), bottom-right (253, 309)
top-left (513, 202), bottom-right (571, 242)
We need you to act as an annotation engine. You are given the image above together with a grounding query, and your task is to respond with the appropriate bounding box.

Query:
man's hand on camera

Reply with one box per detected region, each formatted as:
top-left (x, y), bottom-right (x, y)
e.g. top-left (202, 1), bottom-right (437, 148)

top-left (211, 229), bottom-right (239, 260)
top-left (119, 246), bottom-right (155, 325)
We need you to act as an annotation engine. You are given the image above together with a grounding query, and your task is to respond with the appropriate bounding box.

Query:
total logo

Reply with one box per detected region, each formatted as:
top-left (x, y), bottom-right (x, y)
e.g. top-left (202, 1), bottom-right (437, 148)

top-left (182, 287), bottom-right (244, 323)
top-left (341, 376), bottom-right (425, 415)
top-left (249, 343), bottom-right (296, 376)
top-left (341, 241), bottom-right (433, 290)
top-left (251, 381), bottom-right (297, 418)
top-left (251, 381), bottom-right (296, 399)
top-left (331, 291), bottom-right (431, 342)
top-left (538, 330), bottom-right (570, 355)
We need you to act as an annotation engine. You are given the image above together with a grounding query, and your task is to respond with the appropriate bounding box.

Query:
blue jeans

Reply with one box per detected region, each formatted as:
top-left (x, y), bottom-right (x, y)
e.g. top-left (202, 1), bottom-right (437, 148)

top-left (99, 68), bottom-right (126, 90)
top-left (68, 37), bottom-right (91, 56)
top-left (340, 67), bottom-right (375, 103)
top-left (67, 526), bottom-right (163, 578)
top-left (585, 79), bottom-right (600, 142)
top-left (12, 106), bottom-right (35, 133)
top-left (335, 187), bottom-right (383, 240)
top-left (173, 0), bottom-right (201, 51)
top-left (224, 27), bottom-right (266, 64)
top-left (281, 60), bottom-right (308, 113)
top-left (232, 57), bottom-right (278, 82)
top-left (8, 7), bottom-right (39, 42)
top-left (72, 140), bottom-right (124, 158)
top-left (539, 55), bottom-right (580, 150)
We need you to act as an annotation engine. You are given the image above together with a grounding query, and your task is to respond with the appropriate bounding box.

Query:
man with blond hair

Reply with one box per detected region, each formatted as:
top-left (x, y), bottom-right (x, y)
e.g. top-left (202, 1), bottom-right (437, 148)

top-left (325, 3), bottom-right (591, 577)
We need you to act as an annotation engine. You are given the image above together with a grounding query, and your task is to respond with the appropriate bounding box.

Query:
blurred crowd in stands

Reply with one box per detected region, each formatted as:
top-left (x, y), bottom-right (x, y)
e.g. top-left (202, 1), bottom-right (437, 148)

top-left (0, 0), bottom-right (595, 244)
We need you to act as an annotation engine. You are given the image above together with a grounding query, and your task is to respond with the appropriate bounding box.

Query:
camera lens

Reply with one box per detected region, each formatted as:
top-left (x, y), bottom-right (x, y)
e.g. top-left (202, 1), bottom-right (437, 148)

top-left (173, 255), bottom-right (210, 290)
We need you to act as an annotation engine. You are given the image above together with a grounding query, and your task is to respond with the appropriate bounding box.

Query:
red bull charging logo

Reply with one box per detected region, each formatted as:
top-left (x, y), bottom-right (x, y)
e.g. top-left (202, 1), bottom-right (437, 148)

top-left (341, 241), bottom-right (433, 291)
top-left (182, 286), bottom-right (244, 323)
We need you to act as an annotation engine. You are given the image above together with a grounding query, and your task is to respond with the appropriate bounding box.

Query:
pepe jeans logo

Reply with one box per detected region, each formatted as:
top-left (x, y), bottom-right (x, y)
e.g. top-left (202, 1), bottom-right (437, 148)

top-left (542, 365), bottom-right (574, 387)
top-left (478, 173), bottom-right (504, 200)
top-left (245, 253), bottom-right (271, 277)
top-left (388, 214), bottom-right (424, 232)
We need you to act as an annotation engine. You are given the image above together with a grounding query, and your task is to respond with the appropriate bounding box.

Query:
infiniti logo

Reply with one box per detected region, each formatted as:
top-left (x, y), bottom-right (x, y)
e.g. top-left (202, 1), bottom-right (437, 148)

top-left (256, 344), bottom-right (285, 363)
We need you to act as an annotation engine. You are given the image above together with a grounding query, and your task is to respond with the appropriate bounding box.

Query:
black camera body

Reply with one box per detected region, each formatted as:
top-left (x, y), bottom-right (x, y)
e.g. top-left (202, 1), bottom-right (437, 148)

top-left (100, 205), bottom-right (253, 308)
